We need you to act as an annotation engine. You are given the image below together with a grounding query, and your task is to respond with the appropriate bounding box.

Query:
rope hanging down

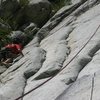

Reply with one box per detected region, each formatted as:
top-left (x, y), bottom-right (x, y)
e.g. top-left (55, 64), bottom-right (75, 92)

top-left (15, 24), bottom-right (100, 100)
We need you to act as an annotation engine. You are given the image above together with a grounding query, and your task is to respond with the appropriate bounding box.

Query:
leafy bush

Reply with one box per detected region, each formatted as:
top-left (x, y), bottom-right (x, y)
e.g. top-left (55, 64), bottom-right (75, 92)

top-left (49, 0), bottom-right (72, 13)
top-left (0, 18), bottom-right (12, 49)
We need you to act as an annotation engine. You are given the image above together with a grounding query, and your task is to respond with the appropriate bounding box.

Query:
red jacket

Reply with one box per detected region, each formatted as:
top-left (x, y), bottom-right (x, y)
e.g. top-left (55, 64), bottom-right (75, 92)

top-left (5, 44), bottom-right (22, 54)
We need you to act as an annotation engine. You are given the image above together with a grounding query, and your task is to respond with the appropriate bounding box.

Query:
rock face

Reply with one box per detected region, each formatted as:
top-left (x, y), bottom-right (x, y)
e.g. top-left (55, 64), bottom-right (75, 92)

top-left (1, 0), bottom-right (100, 100)
top-left (10, 24), bottom-right (39, 46)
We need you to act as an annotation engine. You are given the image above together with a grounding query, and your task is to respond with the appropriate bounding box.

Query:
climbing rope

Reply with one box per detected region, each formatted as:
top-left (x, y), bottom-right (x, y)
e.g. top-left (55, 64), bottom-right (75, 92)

top-left (90, 73), bottom-right (95, 100)
top-left (15, 23), bottom-right (100, 100)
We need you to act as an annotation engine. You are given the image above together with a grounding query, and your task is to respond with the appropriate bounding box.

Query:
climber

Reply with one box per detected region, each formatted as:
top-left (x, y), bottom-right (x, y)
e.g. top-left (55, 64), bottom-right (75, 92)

top-left (0, 38), bottom-right (24, 66)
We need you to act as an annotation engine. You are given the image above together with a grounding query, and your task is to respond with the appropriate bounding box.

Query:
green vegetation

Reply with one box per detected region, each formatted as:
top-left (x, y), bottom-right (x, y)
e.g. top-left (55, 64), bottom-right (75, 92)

top-left (20, 0), bottom-right (29, 6)
top-left (0, 18), bottom-right (12, 49)
top-left (0, 0), bottom-right (29, 49)
top-left (50, 0), bottom-right (72, 12)
top-left (0, 0), bottom-right (72, 49)
top-left (0, 32), bottom-right (11, 49)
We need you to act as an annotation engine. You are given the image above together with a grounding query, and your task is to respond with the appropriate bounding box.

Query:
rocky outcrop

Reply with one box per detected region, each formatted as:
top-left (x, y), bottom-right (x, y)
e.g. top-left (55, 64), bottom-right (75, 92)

top-left (0, 0), bottom-right (51, 29)
top-left (24, 0), bottom-right (51, 27)
top-left (10, 23), bottom-right (39, 46)
top-left (1, 0), bottom-right (100, 100)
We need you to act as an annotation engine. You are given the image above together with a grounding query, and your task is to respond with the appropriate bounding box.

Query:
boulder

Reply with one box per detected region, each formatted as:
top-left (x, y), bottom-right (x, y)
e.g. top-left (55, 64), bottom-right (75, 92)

top-left (0, 0), bottom-right (52, 29)
top-left (10, 25), bottom-right (39, 46)
top-left (0, 0), bottom-right (26, 30)
top-left (24, 0), bottom-right (52, 27)
top-left (0, 0), bottom-right (20, 19)
top-left (10, 31), bottom-right (27, 46)
top-left (24, 23), bottom-right (39, 38)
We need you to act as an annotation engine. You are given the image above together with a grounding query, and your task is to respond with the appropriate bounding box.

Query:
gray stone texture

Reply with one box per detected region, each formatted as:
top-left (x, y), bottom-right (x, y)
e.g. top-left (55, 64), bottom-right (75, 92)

top-left (0, 0), bottom-right (100, 100)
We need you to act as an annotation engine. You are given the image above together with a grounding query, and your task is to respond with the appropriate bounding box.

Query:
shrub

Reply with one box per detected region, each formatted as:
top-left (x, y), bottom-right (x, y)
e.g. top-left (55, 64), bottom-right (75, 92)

top-left (50, 0), bottom-right (72, 13)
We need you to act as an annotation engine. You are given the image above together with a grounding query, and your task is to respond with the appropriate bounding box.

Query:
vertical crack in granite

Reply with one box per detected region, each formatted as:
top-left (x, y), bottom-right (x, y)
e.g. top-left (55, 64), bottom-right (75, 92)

top-left (21, 78), bottom-right (27, 100)
top-left (90, 73), bottom-right (95, 100)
